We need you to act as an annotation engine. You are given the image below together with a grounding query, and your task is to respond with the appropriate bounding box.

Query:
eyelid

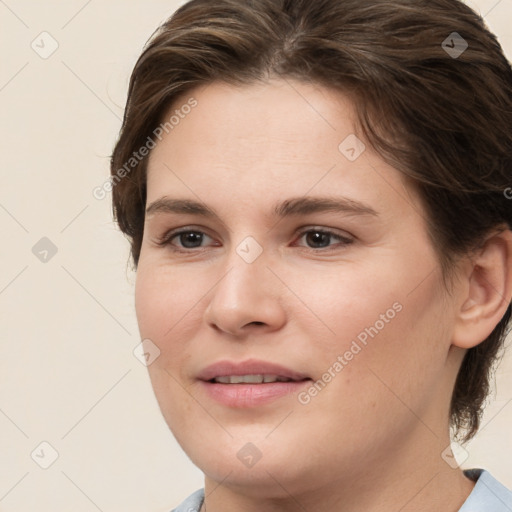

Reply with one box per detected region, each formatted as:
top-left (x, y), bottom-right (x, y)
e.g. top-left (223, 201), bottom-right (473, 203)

top-left (292, 226), bottom-right (354, 249)
top-left (294, 226), bottom-right (353, 241)
top-left (154, 225), bottom-right (215, 248)
top-left (154, 225), bottom-right (354, 252)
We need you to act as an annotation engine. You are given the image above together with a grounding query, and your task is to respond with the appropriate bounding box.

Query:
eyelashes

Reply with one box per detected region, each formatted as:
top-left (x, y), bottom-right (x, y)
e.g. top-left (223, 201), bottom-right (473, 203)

top-left (154, 227), bottom-right (354, 253)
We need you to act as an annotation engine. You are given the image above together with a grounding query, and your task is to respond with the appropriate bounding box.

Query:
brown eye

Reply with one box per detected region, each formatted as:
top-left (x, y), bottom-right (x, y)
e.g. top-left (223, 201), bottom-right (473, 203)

top-left (156, 229), bottom-right (215, 251)
top-left (175, 231), bottom-right (206, 249)
top-left (304, 231), bottom-right (331, 248)
top-left (296, 229), bottom-right (353, 250)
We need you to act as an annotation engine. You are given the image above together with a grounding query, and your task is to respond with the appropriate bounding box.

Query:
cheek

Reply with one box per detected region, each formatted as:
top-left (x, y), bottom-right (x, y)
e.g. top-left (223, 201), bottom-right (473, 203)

top-left (134, 261), bottom-right (218, 403)
top-left (336, 274), bottom-right (450, 420)
top-left (135, 262), bottom-right (202, 341)
top-left (134, 264), bottom-right (200, 426)
top-left (281, 262), bottom-right (407, 350)
top-left (291, 261), bottom-right (449, 398)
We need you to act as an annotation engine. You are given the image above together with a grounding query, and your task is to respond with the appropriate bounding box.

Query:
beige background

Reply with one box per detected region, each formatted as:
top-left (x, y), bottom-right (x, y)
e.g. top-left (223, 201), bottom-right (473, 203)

top-left (0, 1), bottom-right (511, 510)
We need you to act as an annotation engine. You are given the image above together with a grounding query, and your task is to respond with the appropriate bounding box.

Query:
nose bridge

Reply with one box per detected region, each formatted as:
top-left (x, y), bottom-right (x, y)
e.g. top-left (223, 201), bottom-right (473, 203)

top-left (204, 235), bottom-right (285, 333)
top-left (214, 235), bottom-right (270, 306)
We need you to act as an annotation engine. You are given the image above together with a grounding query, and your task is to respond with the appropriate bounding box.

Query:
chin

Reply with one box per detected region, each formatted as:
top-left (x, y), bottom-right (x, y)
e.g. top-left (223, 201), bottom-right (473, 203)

top-left (179, 430), bottom-right (316, 491)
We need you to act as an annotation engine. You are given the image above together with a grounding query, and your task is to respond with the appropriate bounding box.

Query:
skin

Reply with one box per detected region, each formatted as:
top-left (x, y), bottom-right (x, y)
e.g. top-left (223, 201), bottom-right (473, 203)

top-left (134, 79), bottom-right (512, 512)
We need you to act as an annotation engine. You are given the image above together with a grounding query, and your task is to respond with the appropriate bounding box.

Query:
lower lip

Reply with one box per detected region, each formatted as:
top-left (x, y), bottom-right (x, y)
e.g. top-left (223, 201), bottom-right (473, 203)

top-left (199, 380), bottom-right (311, 407)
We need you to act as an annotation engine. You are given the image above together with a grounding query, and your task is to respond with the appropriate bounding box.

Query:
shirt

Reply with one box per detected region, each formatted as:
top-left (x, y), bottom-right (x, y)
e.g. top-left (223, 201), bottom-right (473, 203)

top-left (170, 469), bottom-right (512, 512)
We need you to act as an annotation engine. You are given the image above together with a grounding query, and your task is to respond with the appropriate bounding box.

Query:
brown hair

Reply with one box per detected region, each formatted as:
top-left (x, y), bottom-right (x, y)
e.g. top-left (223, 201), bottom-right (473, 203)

top-left (110, 0), bottom-right (512, 442)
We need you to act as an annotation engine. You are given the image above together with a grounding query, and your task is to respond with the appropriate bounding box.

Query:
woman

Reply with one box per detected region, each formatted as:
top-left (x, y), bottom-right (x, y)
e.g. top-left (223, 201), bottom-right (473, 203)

top-left (110, 0), bottom-right (512, 510)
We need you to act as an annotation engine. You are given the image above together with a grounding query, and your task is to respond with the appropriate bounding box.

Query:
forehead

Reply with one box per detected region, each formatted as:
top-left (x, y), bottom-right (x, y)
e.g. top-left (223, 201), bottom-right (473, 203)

top-left (146, 79), bottom-right (421, 221)
top-left (151, 79), bottom-right (357, 164)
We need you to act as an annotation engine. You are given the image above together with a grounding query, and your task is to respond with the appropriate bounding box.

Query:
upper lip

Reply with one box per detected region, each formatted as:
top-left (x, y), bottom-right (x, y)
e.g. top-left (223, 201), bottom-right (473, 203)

top-left (197, 359), bottom-right (310, 382)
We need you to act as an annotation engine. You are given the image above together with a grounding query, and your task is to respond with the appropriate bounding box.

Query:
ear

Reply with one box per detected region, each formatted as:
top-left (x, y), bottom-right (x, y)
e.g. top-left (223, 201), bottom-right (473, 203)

top-left (451, 227), bottom-right (512, 349)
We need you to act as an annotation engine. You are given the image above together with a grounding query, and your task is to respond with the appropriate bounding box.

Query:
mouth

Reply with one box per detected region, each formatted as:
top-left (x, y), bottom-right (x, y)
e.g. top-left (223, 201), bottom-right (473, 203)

top-left (197, 360), bottom-right (312, 407)
top-left (209, 374), bottom-right (306, 384)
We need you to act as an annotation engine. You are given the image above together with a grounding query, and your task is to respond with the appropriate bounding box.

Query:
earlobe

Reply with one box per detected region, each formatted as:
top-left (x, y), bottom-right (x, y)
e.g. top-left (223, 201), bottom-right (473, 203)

top-left (452, 228), bottom-right (512, 349)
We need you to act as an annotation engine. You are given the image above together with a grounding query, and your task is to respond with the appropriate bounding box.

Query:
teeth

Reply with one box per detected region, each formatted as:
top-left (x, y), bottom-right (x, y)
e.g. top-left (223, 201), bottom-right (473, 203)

top-left (213, 374), bottom-right (292, 384)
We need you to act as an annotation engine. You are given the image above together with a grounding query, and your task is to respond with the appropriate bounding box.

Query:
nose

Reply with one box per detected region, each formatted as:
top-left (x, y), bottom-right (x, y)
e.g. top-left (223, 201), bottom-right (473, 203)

top-left (203, 248), bottom-right (287, 337)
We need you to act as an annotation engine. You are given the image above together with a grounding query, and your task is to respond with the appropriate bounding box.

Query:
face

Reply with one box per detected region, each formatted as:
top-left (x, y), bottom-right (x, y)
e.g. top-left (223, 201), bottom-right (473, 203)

top-left (135, 79), bottom-right (462, 496)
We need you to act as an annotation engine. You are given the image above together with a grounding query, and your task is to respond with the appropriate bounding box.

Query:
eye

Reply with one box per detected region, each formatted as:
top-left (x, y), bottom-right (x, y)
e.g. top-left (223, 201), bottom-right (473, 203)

top-left (294, 228), bottom-right (354, 250)
top-left (155, 229), bottom-right (216, 251)
top-left (154, 227), bottom-right (353, 252)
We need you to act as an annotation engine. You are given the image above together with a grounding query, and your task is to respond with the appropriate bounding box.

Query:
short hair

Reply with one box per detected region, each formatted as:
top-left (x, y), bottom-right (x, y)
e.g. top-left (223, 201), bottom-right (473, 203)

top-left (110, 0), bottom-right (512, 442)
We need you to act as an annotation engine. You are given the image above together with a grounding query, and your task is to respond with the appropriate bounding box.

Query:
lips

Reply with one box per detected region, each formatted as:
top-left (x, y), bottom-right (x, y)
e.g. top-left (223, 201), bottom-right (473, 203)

top-left (197, 359), bottom-right (312, 407)
top-left (197, 359), bottom-right (310, 382)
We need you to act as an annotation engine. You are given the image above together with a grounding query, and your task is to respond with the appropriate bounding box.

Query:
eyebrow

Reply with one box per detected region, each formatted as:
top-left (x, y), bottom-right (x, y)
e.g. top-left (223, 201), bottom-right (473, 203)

top-left (145, 196), bottom-right (379, 220)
